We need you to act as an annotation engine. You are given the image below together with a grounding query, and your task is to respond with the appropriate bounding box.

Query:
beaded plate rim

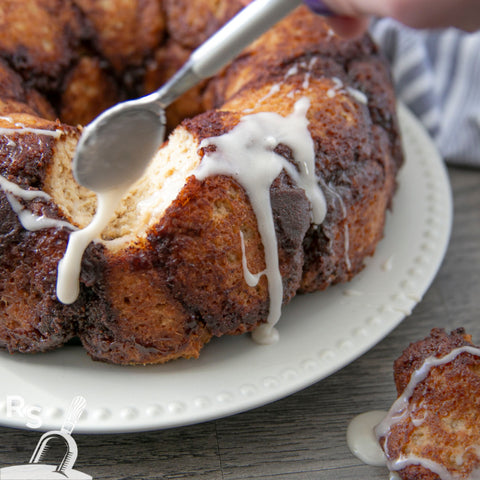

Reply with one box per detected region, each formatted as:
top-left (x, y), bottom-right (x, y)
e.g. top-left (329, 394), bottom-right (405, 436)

top-left (0, 103), bottom-right (452, 433)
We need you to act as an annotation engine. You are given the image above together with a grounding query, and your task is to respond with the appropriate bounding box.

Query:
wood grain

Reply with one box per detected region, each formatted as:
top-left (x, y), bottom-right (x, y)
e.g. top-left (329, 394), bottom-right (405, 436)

top-left (0, 166), bottom-right (479, 480)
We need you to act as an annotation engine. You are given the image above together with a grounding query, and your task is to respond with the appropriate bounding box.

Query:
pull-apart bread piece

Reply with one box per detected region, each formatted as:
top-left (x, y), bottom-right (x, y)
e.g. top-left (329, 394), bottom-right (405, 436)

top-left (377, 328), bottom-right (480, 480)
top-left (0, 3), bottom-right (402, 364)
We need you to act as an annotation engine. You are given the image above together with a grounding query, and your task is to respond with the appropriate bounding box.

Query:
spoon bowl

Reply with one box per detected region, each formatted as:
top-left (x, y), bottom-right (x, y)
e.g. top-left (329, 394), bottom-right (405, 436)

top-left (72, 0), bottom-right (331, 193)
top-left (73, 100), bottom-right (166, 193)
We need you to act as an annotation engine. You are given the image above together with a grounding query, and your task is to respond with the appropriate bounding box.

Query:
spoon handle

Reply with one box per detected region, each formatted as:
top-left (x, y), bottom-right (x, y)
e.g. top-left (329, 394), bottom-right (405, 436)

top-left (191, 0), bottom-right (302, 79)
top-left (152, 0), bottom-right (331, 108)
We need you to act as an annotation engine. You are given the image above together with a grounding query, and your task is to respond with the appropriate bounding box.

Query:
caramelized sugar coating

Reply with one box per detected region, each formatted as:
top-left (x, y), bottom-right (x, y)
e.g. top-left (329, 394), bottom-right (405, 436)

top-left (0, 5), bottom-right (402, 364)
top-left (73, 0), bottom-right (165, 73)
top-left (0, 115), bottom-right (80, 352)
top-left (380, 328), bottom-right (480, 480)
top-left (59, 57), bottom-right (121, 126)
top-left (162, 0), bottom-right (245, 49)
top-left (0, 59), bottom-right (56, 119)
top-left (0, 0), bottom-right (83, 90)
top-left (206, 9), bottom-right (402, 290)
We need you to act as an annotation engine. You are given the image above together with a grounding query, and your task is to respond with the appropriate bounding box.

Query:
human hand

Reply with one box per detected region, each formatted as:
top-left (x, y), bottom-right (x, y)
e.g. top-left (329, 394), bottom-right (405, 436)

top-left (305, 0), bottom-right (480, 37)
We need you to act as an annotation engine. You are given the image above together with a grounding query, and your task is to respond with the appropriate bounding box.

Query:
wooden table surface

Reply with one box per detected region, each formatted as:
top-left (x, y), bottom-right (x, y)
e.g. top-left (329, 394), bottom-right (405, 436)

top-left (0, 165), bottom-right (478, 480)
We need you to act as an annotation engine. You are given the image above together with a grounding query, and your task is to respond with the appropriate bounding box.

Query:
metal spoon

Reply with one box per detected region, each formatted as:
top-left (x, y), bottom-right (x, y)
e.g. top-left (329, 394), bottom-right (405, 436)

top-left (72, 0), bottom-right (331, 193)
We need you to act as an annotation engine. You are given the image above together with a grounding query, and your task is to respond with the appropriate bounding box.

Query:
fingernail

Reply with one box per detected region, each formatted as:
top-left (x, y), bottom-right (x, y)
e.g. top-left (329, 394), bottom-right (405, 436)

top-left (303, 0), bottom-right (333, 16)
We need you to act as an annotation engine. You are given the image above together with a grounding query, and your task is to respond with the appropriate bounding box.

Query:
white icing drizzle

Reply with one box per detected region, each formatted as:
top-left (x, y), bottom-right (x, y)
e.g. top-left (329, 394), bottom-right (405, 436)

top-left (343, 289), bottom-right (362, 297)
top-left (0, 174), bottom-right (50, 201)
top-left (56, 189), bottom-right (124, 304)
top-left (0, 126), bottom-right (63, 138)
top-left (382, 255), bottom-right (394, 272)
top-left (244, 58), bottom-right (319, 113)
top-left (244, 84), bottom-right (282, 113)
top-left (347, 410), bottom-right (388, 467)
top-left (287, 59), bottom-right (320, 98)
top-left (239, 230), bottom-right (266, 287)
top-left (375, 346), bottom-right (480, 441)
top-left (250, 322), bottom-right (280, 345)
top-left (195, 98), bottom-right (326, 344)
top-left (243, 61), bottom-right (304, 113)
top-left (391, 456), bottom-right (459, 480)
top-left (326, 77), bottom-right (368, 105)
top-left (285, 64), bottom-right (299, 78)
top-left (0, 151), bottom-right (116, 307)
top-left (349, 346), bottom-right (480, 480)
top-left (0, 116), bottom-right (63, 138)
top-left (347, 87), bottom-right (368, 105)
top-left (302, 57), bottom-right (318, 90)
top-left (327, 77), bottom-right (344, 98)
top-left (5, 194), bottom-right (75, 232)
top-left (0, 120), bottom-right (128, 306)
top-left (0, 174), bottom-right (75, 232)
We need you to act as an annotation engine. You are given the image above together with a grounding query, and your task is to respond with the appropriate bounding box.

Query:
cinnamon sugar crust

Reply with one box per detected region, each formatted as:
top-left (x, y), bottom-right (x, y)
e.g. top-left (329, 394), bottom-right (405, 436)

top-left (380, 328), bottom-right (480, 480)
top-left (0, 4), bottom-right (402, 364)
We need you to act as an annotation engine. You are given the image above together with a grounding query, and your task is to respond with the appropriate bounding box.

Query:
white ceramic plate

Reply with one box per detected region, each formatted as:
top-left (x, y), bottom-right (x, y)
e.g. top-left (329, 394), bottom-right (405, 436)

top-left (0, 104), bottom-right (452, 433)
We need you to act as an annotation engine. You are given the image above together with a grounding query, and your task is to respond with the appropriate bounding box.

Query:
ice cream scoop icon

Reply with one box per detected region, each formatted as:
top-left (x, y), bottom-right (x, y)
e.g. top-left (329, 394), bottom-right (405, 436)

top-left (0, 396), bottom-right (92, 479)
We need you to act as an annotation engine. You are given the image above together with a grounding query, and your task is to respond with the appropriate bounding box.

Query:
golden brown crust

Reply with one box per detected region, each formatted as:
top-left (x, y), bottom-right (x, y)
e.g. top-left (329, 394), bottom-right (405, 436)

top-left (0, 5), bottom-right (403, 364)
top-left (59, 56), bottom-right (121, 126)
top-left (0, 123), bottom-right (81, 352)
top-left (78, 244), bottom-right (212, 364)
top-left (209, 11), bottom-right (401, 291)
top-left (0, 0), bottom-right (165, 122)
top-left (73, 0), bottom-right (165, 73)
top-left (163, 0), bottom-right (244, 50)
top-left (0, 0), bottom-right (83, 90)
top-left (0, 59), bottom-right (56, 119)
top-left (381, 329), bottom-right (480, 480)
top-left (393, 328), bottom-right (475, 394)
top-left (0, 221), bottom-right (78, 353)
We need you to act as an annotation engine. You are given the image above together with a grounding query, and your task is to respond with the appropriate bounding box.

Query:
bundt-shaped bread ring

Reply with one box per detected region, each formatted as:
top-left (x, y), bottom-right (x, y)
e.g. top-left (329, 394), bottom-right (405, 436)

top-left (0, 2), bottom-right (402, 364)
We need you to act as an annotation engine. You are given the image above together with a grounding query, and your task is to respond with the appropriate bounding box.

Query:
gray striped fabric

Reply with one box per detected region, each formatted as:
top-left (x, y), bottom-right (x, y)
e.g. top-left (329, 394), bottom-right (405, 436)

top-left (370, 19), bottom-right (480, 166)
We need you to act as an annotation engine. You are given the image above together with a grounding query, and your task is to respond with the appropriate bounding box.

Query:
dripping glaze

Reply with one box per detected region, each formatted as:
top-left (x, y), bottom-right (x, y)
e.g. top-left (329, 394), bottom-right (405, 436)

top-left (56, 189), bottom-right (125, 304)
top-left (0, 175), bottom-right (75, 232)
top-left (194, 97), bottom-right (326, 344)
top-left (58, 97), bottom-right (325, 311)
top-left (2, 98), bottom-right (328, 342)
top-left (347, 346), bottom-right (480, 480)
top-left (0, 115), bottom-right (63, 138)
top-left (0, 121), bottom-right (122, 305)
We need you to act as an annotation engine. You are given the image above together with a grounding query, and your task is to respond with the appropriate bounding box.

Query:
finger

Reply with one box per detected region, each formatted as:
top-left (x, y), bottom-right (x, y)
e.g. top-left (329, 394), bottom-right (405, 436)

top-left (325, 15), bottom-right (370, 38)
top-left (303, 0), bottom-right (333, 16)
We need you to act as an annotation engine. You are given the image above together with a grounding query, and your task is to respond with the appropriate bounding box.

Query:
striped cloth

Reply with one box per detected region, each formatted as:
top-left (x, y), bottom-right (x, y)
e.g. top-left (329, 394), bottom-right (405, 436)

top-left (369, 19), bottom-right (480, 166)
